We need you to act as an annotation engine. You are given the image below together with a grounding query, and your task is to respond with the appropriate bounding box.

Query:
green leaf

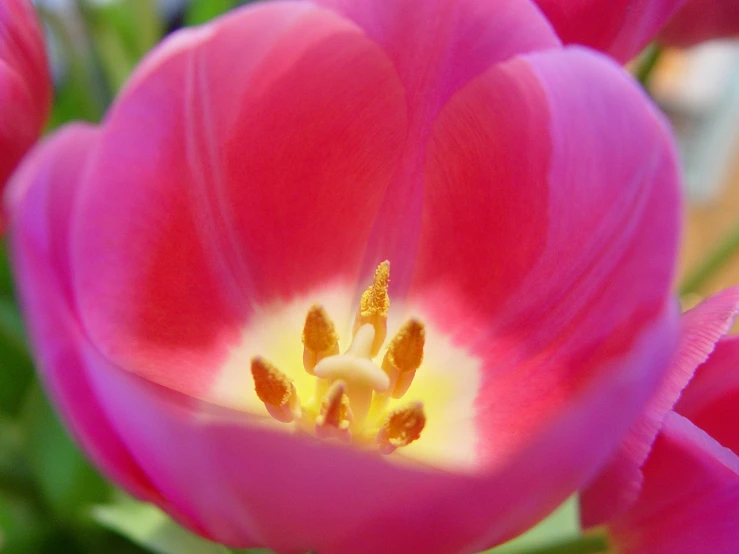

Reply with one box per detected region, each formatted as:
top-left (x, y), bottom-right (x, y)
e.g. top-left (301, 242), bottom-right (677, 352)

top-left (80, 0), bottom-right (163, 93)
top-left (0, 240), bottom-right (36, 416)
top-left (40, 7), bottom-right (110, 123)
top-left (0, 491), bottom-right (51, 553)
top-left (185, 0), bottom-right (238, 26)
top-left (486, 496), bottom-right (582, 553)
top-left (91, 498), bottom-right (231, 554)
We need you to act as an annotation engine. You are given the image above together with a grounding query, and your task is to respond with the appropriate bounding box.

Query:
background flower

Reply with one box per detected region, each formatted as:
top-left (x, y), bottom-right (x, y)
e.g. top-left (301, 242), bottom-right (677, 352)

top-left (0, 0), bottom-right (51, 213)
top-left (658, 0), bottom-right (739, 47)
top-left (532, 0), bottom-right (688, 61)
top-left (601, 333), bottom-right (739, 553)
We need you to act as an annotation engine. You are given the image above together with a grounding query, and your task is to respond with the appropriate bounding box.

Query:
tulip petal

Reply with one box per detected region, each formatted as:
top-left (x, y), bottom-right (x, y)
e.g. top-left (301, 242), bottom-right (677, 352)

top-left (411, 47), bottom-right (679, 471)
top-left (581, 287), bottom-right (739, 526)
top-left (71, 2), bottom-right (408, 397)
top-left (659, 0), bottom-right (739, 47)
top-left (312, 0), bottom-right (561, 291)
top-left (314, 0), bottom-right (560, 116)
top-left (532, 0), bottom-right (688, 62)
top-left (676, 335), bottom-right (739, 454)
top-left (6, 125), bottom-right (163, 507)
top-left (73, 319), bottom-right (677, 553)
top-left (608, 411), bottom-right (739, 554)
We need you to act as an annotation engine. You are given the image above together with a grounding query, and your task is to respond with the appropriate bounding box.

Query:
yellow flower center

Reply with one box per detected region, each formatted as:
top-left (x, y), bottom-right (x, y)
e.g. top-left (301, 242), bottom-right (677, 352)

top-left (250, 261), bottom-right (428, 453)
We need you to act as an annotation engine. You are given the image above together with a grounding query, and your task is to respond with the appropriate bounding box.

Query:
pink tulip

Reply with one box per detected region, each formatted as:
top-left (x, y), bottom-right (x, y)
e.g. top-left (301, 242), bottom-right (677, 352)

top-left (8, 1), bottom-right (683, 552)
top-left (532, 0), bottom-right (688, 62)
top-left (596, 333), bottom-right (739, 553)
top-left (658, 0), bottom-right (739, 47)
top-left (0, 0), bottom-right (50, 209)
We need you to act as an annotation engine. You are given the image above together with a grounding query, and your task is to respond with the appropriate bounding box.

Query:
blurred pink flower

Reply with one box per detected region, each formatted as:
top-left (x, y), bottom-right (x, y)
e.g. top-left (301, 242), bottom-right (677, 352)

top-left (9, 0), bottom-right (683, 552)
top-left (0, 0), bottom-right (50, 206)
top-left (590, 318), bottom-right (739, 553)
top-left (533, 0), bottom-right (688, 62)
top-left (658, 0), bottom-right (739, 47)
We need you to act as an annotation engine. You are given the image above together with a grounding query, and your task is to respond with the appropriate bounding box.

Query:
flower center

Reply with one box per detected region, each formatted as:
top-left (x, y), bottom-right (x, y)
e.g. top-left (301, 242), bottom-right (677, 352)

top-left (250, 261), bottom-right (427, 454)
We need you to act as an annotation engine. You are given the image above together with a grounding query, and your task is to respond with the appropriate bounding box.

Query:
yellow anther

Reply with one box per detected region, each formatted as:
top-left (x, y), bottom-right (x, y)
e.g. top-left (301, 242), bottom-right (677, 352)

top-left (251, 357), bottom-right (292, 406)
top-left (315, 381), bottom-right (353, 443)
top-left (380, 318), bottom-right (425, 398)
top-left (251, 357), bottom-right (301, 423)
top-left (355, 261), bottom-right (390, 356)
top-left (385, 319), bottom-right (425, 374)
top-left (302, 304), bottom-right (339, 354)
top-left (302, 304), bottom-right (340, 375)
top-left (360, 260), bottom-right (390, 318)
top-left (377, 402), bottom-right (426, 454)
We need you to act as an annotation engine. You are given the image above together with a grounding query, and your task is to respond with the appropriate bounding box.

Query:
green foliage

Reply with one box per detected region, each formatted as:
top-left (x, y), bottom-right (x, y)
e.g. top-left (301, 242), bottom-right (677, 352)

top-left (91, 498), bottom-right (232, 554)
top-left (185, 0), bottom-right (240, 26)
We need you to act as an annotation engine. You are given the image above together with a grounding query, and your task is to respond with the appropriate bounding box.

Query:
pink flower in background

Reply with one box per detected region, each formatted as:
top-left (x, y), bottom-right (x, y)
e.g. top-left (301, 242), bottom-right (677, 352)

top-left (658, 0), bottom-right (739, 47)
top-left (532, 0), bottom-right (688, 62)
top-left (581, 288), bottom-right (739, 527)
top-left (594, 331), bottom-right (739, 553)
top-left (9, 0), bottom-right (682, 552)
top-left (0, 0), bottom-right (50, 205)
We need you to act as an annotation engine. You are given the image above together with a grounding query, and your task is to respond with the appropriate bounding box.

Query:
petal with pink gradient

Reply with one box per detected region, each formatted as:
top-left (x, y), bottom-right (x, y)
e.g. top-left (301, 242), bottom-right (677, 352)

top-left (7, 125), bottom-right (165, 509)
top-left (659, 0), bottom-right (739, 47)
top-left (410, 47), bottom-right (680, 468)
top-left (310, 0), bottom-right (562, 295)
top-left (58, 304), bottom-right (677, 553)
top-left (532, 0), bottom-right (688, 62)
top-left (580, 287), bottom-right (739, 526)
top-left (0, 0), bottom-right (51, 193)
top-left (608, 411), bottom-right (739, 554)
top-left (72, 2), bottom-right (408, 397)
top-left (313, 0), bottom-right (560, 117)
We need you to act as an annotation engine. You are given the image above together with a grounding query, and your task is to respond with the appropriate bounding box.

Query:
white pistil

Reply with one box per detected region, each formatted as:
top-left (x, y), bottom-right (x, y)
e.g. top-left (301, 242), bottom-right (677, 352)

top-left (313, 323), bottom-right (390, 424)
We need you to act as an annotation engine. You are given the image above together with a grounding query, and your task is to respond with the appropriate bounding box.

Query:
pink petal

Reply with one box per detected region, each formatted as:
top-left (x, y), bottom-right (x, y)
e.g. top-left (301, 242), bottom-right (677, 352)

top-left (411, 47), bottom-right (680, 473)
top-left (310, 0), bottom-right (561, 294)
top-left (608, 411), bottom-right (739, 554)
top-left (71, 2), bottom-right (408, 397)
top-left (68, 320), bottom-right (679, 553)
top-left (0, 0), bottom-right (51, 195)
top-left (313, 0), bottom-right (559, 117)
top-left (677, 335), bottom-right (739, 454)
top-left (581, 287), bottom-right (739, 526)
top-left (532, 0), bottom-right (688, 62)
top-left (6, 125), bottom-right (165, 509)
top-left (659, 0), bottom-right (739, 47)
